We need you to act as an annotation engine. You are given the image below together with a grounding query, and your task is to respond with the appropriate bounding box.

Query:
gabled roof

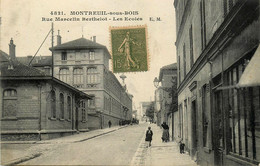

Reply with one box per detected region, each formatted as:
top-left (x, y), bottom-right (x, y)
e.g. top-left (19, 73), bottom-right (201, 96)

top-left (159, 63), bottom-right (177, 81)
top-left (161, 63), bottom-right (177, 70)
top-left (0, 50), bottom-right (92, 99)
top-left (50, 37), bottom-right (111, 59)
top-left (0, 50), bottom-right (9, 62)
top-left (51, 37), bottom-right (105, 50)
top-left (17, 56), bottom-right (52, 67)
top-left (0, 51), bottom-right (47, 77)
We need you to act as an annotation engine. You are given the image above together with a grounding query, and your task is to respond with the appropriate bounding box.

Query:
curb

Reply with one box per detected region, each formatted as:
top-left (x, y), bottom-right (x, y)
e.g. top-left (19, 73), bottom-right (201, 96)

top-left (0, 141), bottom-right (37, 144)
top-left (75, 125), bottom-right (128, 143)
top-left (1, 125), bottom-right (129, 165)
top-left (3, 153), bottom-right (41, 166)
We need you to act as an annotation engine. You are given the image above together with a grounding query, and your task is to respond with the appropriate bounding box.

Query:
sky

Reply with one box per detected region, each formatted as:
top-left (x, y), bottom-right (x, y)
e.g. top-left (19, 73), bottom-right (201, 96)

top-left (0, 0), bottom-right (177, 109)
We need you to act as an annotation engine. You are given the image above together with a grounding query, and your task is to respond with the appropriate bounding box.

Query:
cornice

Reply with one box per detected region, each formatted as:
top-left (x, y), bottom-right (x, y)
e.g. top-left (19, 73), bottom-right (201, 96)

top-left (177, 0), bottom-right (259, 94)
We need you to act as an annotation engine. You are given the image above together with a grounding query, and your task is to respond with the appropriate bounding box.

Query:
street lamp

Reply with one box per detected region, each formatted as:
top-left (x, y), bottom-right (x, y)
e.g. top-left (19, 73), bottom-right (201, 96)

top-left (153, 77), bottom-right (159, 88)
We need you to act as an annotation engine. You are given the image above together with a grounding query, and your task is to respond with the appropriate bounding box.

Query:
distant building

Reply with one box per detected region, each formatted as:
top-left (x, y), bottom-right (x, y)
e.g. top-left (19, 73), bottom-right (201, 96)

top-left (17, 55), bottom-right (52, 75)
top-left (174, 0), bottom-right (259, 165)
top-left (0, 40), bottom-right (92, 141)
top-left (154, 63), bottom-right (177, 140)
top-left (140, 101), bottom-right (153, 122)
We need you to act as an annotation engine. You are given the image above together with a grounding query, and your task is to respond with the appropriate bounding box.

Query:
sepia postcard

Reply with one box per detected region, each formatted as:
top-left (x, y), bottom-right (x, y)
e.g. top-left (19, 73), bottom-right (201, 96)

top-left (0, 0), bottom-right (259, 166)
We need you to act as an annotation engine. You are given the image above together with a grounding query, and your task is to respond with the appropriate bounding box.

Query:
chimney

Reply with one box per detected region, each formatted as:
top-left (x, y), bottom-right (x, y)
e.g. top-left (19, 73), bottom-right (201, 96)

top-left (92, 36), bottom-right (96, 43)
top-left (57, 30), bottom-right (62, 45)
top-left (9, 38), bottom-right (16, 59)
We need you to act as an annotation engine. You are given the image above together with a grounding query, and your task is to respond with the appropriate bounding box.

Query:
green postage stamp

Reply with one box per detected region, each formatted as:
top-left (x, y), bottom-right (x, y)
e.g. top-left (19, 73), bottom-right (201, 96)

top-left (110, 25), bottom-right (149, 73)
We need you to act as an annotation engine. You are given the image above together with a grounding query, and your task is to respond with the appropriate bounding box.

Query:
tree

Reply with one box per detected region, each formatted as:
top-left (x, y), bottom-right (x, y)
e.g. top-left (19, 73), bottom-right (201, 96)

top-left (146, 102), bottom-right (155, 121)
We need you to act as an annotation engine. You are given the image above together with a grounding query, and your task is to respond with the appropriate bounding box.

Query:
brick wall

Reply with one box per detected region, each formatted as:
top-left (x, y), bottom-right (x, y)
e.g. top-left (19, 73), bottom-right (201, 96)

top-left (1, 80), bottom-right (40, 131)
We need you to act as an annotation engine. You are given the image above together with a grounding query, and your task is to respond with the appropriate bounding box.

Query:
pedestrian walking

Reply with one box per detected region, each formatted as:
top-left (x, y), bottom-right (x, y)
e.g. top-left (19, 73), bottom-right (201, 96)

top-left (161, 122), bottom-right (169, 142)
top-left (108, 120), bottom-right (112, 128)
top-left (145, 126), bottom-right (153, 147)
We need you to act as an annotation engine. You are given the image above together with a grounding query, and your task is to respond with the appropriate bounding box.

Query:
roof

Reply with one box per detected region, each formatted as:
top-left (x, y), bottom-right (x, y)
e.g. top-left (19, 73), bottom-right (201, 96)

top-left (51, 37), bottom-right (105, 50)
top-left (159, 63), bottom-right (177, 81)
top-left (50, 37), bottom-right (111, 59)
top-left (17, 56), bottom-right (52, 67)
top-left (0, 50), bottom-right (92, 99)
top-left (0, 51), bottom-right (47, 77)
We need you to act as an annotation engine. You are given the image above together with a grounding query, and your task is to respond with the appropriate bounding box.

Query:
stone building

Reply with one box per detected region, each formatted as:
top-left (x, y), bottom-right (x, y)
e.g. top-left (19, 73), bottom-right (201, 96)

top-left (140, 101), bottom-right (153, 122)
top-left (0, 40), bottom-right (92, 140)
top-left (174, 0), bottom-right (259, 165)
top-left (49, 35), bottom-right (133, 129)
top-left (154, 63), bottom-right (177, 140)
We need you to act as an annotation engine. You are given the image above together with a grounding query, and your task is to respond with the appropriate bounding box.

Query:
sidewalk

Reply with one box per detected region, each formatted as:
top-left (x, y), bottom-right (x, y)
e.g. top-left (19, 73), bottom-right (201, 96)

top-left (1, 125), bottom-right (127, 165)
top-left (145, 124), bottom-right (197, 166)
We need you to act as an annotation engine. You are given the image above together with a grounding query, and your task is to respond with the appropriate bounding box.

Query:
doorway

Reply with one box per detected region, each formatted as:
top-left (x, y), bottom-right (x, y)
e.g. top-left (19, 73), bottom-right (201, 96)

top-left (191, 100), bottom-right (198, 159)
top-left (75, 108), bottom-right (79, 131)
top-left (214, 91), bottom-right (224, 166)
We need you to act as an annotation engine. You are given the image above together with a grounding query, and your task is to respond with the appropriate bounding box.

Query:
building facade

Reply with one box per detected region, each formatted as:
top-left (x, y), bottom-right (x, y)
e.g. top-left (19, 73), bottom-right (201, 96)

top-left (174, 0), bottom-right (259, 165)
top-left (154, 63), bottom-right (178, 140)
top-left (140, 101), bottom-right (153, 122)
top-left (0, 42), bottom-right (91, 140)
top-left (50, 36), bottom-right (133, 130)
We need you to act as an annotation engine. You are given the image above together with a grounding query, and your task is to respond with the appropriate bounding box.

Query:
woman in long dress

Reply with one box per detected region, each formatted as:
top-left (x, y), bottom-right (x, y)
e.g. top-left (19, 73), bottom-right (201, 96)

top-left (161, 122), bottom-right (169, 142)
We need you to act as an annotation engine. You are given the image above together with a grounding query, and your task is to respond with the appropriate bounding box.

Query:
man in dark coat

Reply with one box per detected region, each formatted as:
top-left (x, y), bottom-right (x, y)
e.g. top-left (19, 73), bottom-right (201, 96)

top-left (145, 126), bottom-right (153, 147)
top-left (108, 120), bottom-right (112, 128)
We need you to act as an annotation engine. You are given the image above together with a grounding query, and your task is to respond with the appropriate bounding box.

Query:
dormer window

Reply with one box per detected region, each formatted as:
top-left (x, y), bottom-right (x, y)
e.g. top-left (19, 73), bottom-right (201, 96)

top-left (89, 51), bottom-right (95, 60)
top-left (61, 52), bottom-right (67, 60)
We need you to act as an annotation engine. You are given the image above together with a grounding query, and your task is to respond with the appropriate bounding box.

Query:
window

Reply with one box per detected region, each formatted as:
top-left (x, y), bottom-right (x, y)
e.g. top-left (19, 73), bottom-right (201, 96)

top-left (189, 25), bottom-right (194, 67)
top-left (73, 68), bottom-right (83, 86)
top-left (59, 68), bottom-right (69, 83)
top-left (184, 100), bottom-right (188, 143)
top-left (183, 44), bottom-right (186, 77)
top-left (81, 101), bottom-right (86, 121)
top-left (61, 52), bottom-right (67, 60)
top-left (51, 90), bottom-right (56, 118)
top-left (179, 104), bottom-right (183, 138)
top-left (202, 84), bottom-right (209, 147)
top-left (178, 55), bottom-right (181, 84)
top-left (89, 96), bottom-right (95, 108)
top-left (60, 93), bottom-right (64, 119)
top-left (67, 96), bottom-right (71, 119)
top-left (200, 0), bottom-right (206, 50)
top-left (3, 89), bottom-right (17, 117)
top-left (226, 60), bottom-right (260, 161)
top-left (87, 67), bottom-right (98, 84)
top-left (89, 51), bottom-right (95, 60)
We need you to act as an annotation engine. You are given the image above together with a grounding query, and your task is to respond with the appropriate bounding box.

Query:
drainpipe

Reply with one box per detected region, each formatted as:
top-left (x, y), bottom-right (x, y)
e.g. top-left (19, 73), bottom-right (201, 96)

top-left (208, 60), bottom-right (213, 151)
top-left (38, 84), bottom-right (42, 140)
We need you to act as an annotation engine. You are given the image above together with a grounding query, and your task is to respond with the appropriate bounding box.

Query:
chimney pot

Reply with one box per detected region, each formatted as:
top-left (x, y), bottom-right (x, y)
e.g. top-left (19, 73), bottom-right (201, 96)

top-left (57, 30), bottom-right (62, 45)
top-left (9, 38), bottom-right (16, 59)
top-left (92, 36), bottom-right (96, 43)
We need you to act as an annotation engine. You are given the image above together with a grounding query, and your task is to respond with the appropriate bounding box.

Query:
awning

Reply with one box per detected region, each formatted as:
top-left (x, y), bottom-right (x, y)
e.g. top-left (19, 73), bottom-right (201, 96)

top-left (216, 44), bottom-right (260, 91)
top-left (237, 44), bottom-right (260, 88)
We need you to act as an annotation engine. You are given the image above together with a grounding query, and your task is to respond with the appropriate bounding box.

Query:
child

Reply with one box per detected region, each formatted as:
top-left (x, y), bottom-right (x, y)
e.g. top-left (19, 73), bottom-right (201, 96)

top-left (179, 140), bottom-right (185, 154)
top-left (145, 126), bottom-right (153, 147)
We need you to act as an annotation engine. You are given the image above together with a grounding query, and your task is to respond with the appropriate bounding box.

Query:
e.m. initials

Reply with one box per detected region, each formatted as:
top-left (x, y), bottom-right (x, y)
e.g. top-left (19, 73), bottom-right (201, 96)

top-left (149, 17), bottom-right (161, 21)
